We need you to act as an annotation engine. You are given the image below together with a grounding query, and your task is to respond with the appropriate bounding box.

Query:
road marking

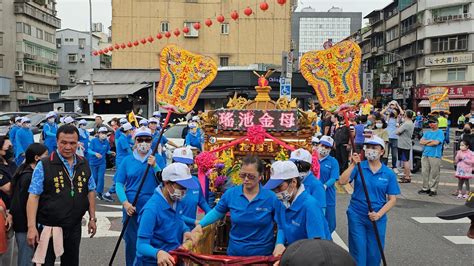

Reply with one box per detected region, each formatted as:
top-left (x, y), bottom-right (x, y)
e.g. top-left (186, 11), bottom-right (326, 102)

top-left (412, 217), bottom-right (470, 224)
top-left (82, 211), bottom-right (122, 238)
top-left (443, 236), bottom-right (474, 245)
top-left (332, 232), bottom-right (349, 251)
top-left (98, 204), bottom-right (123, 209)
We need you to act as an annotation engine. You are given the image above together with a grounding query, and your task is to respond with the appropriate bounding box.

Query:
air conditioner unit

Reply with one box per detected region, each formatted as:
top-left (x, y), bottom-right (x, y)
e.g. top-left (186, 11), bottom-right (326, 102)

top-left (15, 70), bottom-right (23, 76)
top-left (464, 13), bottom-right (472, 19)
top-left (69, 77), bottom-right (76, 83)
top-left (79, 58), bottom-right (85, 63)
top-left (56, 43), bottom-right (61, 48)
top-left (24, 53), bottom-right (35, 60)
top-left (79, 44), bottom-right (84, 49)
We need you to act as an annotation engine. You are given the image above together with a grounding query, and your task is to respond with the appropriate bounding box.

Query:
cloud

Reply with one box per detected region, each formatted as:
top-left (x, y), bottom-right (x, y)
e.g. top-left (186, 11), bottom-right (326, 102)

top-left (56, 0), bottom-right (112, 31)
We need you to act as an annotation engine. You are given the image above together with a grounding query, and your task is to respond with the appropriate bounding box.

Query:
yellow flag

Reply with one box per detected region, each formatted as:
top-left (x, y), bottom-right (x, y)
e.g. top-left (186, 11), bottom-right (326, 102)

top-left (128, 111), bottom-right (139, 128)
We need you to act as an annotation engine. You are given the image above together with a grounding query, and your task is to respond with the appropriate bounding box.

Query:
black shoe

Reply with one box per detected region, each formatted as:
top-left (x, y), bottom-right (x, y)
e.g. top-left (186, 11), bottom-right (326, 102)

top-left (428, 191), bottom-right (437, 197)
top-left (418, 189), bottom-right (430, 195)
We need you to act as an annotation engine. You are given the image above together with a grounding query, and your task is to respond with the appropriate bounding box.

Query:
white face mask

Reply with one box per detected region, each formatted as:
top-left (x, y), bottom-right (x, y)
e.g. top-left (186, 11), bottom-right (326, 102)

top-left (365, 148), bottom-right (381, 161)
top-left (276, 183), bottom-right (295, 208)
top-left (24, 123), bottom-right (31, 128)
top-left (317, 147), bottom-right (330, 158)
top-left (48, 118), bottom-right (55, 123)
top-left (136, 142), bottom-right (151, 153)
top-left (375, 123), bottom-right (383, 129)
top-left (99, 133), bottom-right (107, 140)
top-left (167, 185), bottom-right (185, 201)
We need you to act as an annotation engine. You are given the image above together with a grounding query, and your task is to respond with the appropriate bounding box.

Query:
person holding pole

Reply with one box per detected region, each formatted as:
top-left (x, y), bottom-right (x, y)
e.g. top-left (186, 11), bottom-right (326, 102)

top-left (115, 128), bottom-right (160, 266)
top-left (339, 136), bottom-right (400, 266)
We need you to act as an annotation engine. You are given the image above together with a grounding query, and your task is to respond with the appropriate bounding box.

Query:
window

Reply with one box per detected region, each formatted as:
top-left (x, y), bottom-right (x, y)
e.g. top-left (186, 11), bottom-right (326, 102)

top-left (221, 23), bottom-right (229, 34)
top-left (45, 32), bottom-right (54, 43)
top-left (219, 56), bottom-right (229, 67)
top-left (23, 23), bottom-right (31, 35)
top-left (448, 68), bottom-right (466, 81)
top-left (68, 53), bottom-right (78, 63)
top-left (36, 29), bottom-right (43, 40)
top-left (68, 70), bottom-right (77, 79)
top-left (183, 22), bottom-right (199, 37)
top-left (0, 33), bottom-right (3, 46)
top-left (431, 35), bottom-right (468, 52)
top-left (16, 23), bottom-right (22, 33)
top-left (160, 21), bottom-right (169, 32)
top-left (0, 55), bottom-right (3, 68)
top-left (79, 38), bottom-right (86, 49)
top-left (386, 27), bottom-right (398, 42)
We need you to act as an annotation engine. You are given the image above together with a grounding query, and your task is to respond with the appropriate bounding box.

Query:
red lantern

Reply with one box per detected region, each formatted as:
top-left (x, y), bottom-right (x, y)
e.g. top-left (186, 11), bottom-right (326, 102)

top-left (140, 38), bottom-right (147, 44)
top-left (103, 47), bottom-right (109, 53)
top-left (98, 50), bottom-right (104, 55)
top-left (231, 11), bottom-right (239, 21)
top-left (277, 0), bottom-right (286, 5)
top-left (114, 43), bottom-right (120, 50)
top-left (133, 40), bottom-right (139, 46)
top-left (182, 27), bottom-right (190, 34)
top-left (173, 29), bottom-right (180, 37)
top-left (260, 2), bottom-right (269, 11)
top-left (108, 46), bottom-right (114, 51)
top-left (244, 7), bottom-right (253, 16)
top-left (148, 36), bottom-right (154, 42)
top-left (165, 32), bottom-right (171, 38)
top-left (156, 33), bottom-right (163, 39)
top-left (205, 18), bottom-right (213, 27)
top-left (127, 42), bottom-right (133, 48)
top-left (217, 15), bottom-right (225, 23)
top-left (92, 51), bottom-right (98, 56)
top-left (193, 22), bottom-right (201, 30)
top-left (121, 43), bottom-right (126, 49)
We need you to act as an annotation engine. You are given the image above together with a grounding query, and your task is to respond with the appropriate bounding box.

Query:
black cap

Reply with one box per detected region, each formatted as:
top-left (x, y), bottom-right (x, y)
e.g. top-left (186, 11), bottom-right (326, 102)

top-left (437, 192), bottom-right (474, 220)
top-left (280, 239), bottom-right (355, 266)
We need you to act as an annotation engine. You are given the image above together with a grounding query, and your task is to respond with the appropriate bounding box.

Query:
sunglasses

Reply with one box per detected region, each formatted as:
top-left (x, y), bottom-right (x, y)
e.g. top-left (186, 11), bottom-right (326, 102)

top-left (239, 173), bottom-right (258, 180)
top-left (136, 138), bottom-right (152, 143)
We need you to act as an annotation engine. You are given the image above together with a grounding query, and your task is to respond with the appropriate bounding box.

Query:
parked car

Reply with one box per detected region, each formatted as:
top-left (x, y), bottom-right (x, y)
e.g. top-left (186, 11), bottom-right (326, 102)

top-left (76, 114), bottom-right (145, 135)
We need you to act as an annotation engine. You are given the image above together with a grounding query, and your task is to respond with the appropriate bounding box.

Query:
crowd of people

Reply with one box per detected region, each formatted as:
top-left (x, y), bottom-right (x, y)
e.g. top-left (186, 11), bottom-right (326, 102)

top-left (0, 102), bottom-right (471, 265)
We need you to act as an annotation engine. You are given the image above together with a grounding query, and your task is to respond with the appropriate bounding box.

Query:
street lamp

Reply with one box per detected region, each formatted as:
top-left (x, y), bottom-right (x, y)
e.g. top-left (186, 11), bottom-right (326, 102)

top-left (381, 50), bottom-right (406, 107)
top-left (88, 0), bottom-right (94, 115)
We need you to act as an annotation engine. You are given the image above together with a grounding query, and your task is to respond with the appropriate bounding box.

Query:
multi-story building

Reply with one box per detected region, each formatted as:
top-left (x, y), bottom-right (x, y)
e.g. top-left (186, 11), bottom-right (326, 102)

top-left (360, 0), bottom-right (473, 117)
top-left (111, 0), bottom-right (294, 69)
top-left (292, 7), bottom-right (362, 60)
top-left (56, 28), bottom-right (111, 90)
top-left (0, 0), bottom-right (61, 111)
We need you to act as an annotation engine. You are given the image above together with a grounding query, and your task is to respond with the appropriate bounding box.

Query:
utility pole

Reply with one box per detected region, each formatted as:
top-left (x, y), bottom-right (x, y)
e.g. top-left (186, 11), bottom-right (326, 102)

top-left (88, 0), bottom-right (94, 115)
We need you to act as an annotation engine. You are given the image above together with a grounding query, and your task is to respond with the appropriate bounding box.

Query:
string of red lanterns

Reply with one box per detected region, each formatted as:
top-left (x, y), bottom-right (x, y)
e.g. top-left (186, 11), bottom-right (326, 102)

top-left (92, 0), bottom-right (287, 56)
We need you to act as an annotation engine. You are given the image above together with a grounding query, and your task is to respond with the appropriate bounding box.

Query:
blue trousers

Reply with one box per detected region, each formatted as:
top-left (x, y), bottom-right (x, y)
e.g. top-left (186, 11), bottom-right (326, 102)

top-left (15, 232), bottom-right (34, 266)
top-left (325, 205), bottom-right (336, 234)
top-left (347, 208), bottom-right (387, 266)
top-left (388, 138), bottom-right (398, 168)
top-left (91, 163), bottom-right (106, 194)
top-left (123, 212), bottom-right (139, 266)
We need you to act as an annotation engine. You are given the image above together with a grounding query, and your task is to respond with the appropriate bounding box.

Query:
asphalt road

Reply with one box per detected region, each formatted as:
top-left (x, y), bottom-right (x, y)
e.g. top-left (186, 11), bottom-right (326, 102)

top-left (73, 132), bottom-right (473, 265)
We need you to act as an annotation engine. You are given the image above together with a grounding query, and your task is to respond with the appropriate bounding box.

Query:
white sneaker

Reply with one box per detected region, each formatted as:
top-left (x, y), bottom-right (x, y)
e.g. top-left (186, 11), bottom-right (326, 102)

top-left (463, 193), bottom-right (469, 199)
top-left (393, 168), bottom-right (399, 174)
top-left (457, 193), bottom-right (463, 199)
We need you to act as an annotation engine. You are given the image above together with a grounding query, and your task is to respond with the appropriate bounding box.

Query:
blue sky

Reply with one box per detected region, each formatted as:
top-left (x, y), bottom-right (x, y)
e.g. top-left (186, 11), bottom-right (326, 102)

top-left (57, 0), bottom-right (393, 32)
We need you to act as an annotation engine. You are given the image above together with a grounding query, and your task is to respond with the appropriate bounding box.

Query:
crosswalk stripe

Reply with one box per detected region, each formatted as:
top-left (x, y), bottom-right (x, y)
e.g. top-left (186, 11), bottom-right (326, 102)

top-left (332, 232), bottom-right (349, 251)
top-left (98, 204), bottom-right (123, 209)
top-left (412, 217), bottom-right (470, 224)
top-left (443, 236), bottom-right (474, 245)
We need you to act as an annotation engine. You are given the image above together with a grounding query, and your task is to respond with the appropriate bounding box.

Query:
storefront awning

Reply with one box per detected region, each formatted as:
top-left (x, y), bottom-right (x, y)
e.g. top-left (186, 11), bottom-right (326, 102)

top-left (61, 83), bottom-right (149, 99)
top-left (418, 99), bottom-right (470, 108)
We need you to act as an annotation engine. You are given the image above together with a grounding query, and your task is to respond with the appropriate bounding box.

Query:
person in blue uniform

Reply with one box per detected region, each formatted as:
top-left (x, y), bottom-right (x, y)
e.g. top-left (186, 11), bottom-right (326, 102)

top-left (116, 128), bottom-right (161, 266)
top-left (138, 119), bottom-right (148, 130)
top-left (77, 119), bottom-right (90, 157)
top-left (317, 135), bottom-right (340, 234)
top-left (191, 155), bottom-right (281, 256)
top-left (264, 160), bottom-right (327, 257)
top-left (148, 118), bottom-right (178, 170)
top-left (89, 127), bottom-right (115, 200)
top-left (103, 122), bottom-right (134, 202)
top-left (184, 121), bottom-right (203, 151)
top-left (14, 117), bottom-right (34, 166)
top-left (152, 111), bottom-right (162, 126)
top-left (9, 116), bottom-right (22, 149)
top-left (172, 147), bottom-right (210, 229)
top-left (42, 111), bottom-right (58, 153)
top-left (339, 136), bottom-right (400, 266)
top-left (290, 148), bottom-right (330, 239)
top-left (114, 118), bottom-right (128, 142)
top-left (135, 162), bottom-right (199, 266)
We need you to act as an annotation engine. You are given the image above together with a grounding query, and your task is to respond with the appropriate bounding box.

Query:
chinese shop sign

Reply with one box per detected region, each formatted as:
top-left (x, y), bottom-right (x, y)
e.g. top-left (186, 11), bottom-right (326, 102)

top-left (216, 110), bottom-right (298, 131)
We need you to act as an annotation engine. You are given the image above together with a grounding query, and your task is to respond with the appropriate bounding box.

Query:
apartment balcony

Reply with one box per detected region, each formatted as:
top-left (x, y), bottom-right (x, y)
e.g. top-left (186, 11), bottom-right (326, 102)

top-left (14, 2), bottom-right (61, 29)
